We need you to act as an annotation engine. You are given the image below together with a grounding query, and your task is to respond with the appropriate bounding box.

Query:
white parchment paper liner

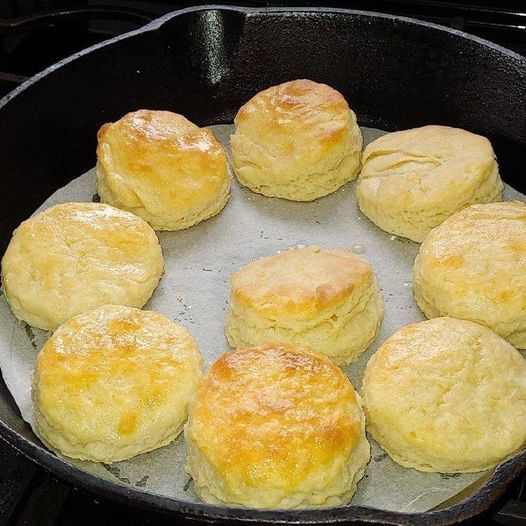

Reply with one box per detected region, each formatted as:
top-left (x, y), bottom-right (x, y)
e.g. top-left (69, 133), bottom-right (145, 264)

top-left (0, 125), bottom-right (523, 512)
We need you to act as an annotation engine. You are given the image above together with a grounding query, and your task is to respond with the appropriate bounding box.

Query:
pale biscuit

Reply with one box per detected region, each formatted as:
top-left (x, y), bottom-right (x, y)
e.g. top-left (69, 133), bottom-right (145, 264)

top-left (362, 317), bottom-right (526, 473)
top-left (97, 109), bottom-right (231, 230)
top-left (185, 343), bottom-right (370, 508)
top-left (231, 79), bottom-right (363, 201)
top-left (356, 125), bottom-right (503, 242)
top-left (33, 305), bottom-right (202, 463)
top-left (413, 201), bottom-right (526, 348)
top-left (1, 202), bottom-right (163, 331)
top-left (226, 246), bottom-right (383, 365)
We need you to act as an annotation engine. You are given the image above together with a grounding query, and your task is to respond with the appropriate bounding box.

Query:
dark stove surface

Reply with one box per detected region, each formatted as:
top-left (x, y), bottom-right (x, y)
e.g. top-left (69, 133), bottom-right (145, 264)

top-left (0, 1), bottom-right (525, 525)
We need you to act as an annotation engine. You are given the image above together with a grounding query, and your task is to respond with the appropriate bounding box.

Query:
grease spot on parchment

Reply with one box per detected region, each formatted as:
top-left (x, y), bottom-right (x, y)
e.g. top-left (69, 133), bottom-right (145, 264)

top-left (102, 464), bottom-right (131, 485)
top-left (102, 466), bottom-right (151, 488)
top-left (374, 453), bottom-right (389, 463)
top-left (23, 323), bottom-right (38, 351)
top-left (183, 477), bottom-right (192, 492)
top-left (135, 475), bottom-right (149, 487)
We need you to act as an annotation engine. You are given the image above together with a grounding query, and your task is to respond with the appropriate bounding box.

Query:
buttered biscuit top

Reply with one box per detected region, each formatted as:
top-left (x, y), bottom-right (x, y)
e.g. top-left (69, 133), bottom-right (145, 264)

top-left (1, 202), bottom-right (163, 330)
top-left (185, 344), bottom-right (370, 508)
top-left (231, 246), bottom-right (372, 318)
top-left (356, 125), bottom-right (503, 242)
top-left (96, 109), bottom-right (230, 230)
top-left (413, 201), bottom-right (526, 348)
top-left (231, 79), bottom-right (363, 201)
top-left (226, 246), bottom-right (383, 364)
top-left (362, 317), bottom-right (526, 473)
top-left (33, 305), bottom-right (202, 463)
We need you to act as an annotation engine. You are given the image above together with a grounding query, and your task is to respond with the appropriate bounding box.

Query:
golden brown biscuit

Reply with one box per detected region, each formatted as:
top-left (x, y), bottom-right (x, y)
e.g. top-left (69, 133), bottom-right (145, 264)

top-left (185, 344), bottom-right (370, 508)
top-left (413, 201), bottom-right (526, 348)
top-left (362, 317), bottom-right (526, 473)
top-left (33, 305), bottom-right (202, 463)
top-left (226, 246), bottom-right (383, 364)
top-left (97, 109), bottom-right (231, 230)
top-left (356, 125), bottom-right (503, 242)
top-left (231, 79), bottom-right (363, 201)
top-left (1, 202), bottom-right (163, 331)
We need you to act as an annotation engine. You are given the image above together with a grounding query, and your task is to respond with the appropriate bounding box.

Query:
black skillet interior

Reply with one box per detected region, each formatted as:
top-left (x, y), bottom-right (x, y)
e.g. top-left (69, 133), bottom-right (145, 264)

top-left (0, 6), bottom-right (525, 525)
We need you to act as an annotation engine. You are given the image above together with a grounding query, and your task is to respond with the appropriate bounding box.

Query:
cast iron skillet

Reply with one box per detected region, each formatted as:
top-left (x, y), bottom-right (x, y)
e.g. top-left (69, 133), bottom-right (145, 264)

top-left (0, 5), bottom-right (525, 525)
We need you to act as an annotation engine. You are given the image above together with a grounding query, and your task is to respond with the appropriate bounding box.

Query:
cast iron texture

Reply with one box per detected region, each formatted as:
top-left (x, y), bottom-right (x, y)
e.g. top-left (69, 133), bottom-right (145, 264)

top-left (0, 6), bottom-right (524, 525)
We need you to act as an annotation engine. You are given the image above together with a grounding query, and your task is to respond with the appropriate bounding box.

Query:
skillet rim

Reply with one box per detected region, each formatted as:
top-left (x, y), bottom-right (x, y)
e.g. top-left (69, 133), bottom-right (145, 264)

top-left (0, 5), bottom-right (524, 524)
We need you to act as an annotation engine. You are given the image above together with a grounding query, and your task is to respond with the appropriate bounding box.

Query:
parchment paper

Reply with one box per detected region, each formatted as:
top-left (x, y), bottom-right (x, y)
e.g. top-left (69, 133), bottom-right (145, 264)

top-left (0, 125), bottom-right (523, 512)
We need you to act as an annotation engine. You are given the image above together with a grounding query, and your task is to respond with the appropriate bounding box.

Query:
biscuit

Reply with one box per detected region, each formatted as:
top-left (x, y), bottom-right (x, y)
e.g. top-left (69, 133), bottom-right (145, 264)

top-left (226, 246), bottom-right (383, 365)
top-left (362, 317), bottom-right (526, 473)
top-left (185, 343), bottom-right (370, 508)
top-left (356, 125), bottom-right (503, 242)
top-left (413, 201), bottom-right (526, 348)
top-left (97, 109), bottom-right (231, 230)
top-left (33, 305), bottom-right (202, 463)
top-left (1, 202), bottom-right (164, 331)
top-left (231, 79), bottom-right (362, 201)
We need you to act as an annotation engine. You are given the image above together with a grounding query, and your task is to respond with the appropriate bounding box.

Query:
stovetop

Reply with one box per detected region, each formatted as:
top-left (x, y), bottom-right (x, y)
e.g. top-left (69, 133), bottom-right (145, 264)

top-left (0, 1), bottom-right (525, 524)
